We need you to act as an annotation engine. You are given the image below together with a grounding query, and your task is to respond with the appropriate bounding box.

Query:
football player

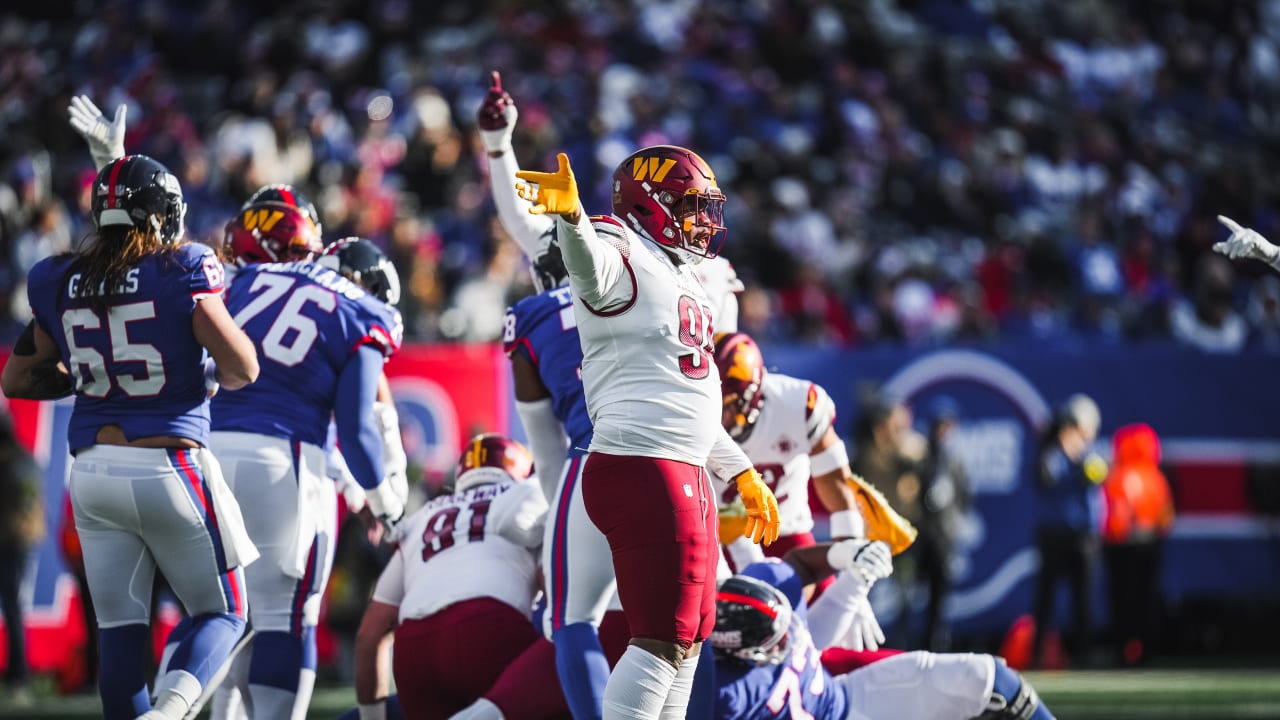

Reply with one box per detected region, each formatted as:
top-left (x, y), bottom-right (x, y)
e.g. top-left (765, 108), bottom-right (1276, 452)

top-left (206, 201), bottom-right (404, 720)
top-left (2, 153), bottom-right (260, 720)
top-left (712, 542), bottom-right (1056, 720)
top-left (515, 145), bottom-right (780, 720)
top-left (480, 72), bottom-right (625, 720)
top-left (353, 434), bottom-right (553, 720)
top-left (478, 70), bottom-right (744, 336)
top-left (711, 332), bottom-right (917, 575)
top-left (318, 236), bottom-right (410, 528)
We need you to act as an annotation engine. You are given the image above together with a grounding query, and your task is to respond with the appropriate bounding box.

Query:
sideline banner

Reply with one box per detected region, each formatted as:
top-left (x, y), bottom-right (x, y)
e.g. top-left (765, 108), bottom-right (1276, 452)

top-left (766, 340), bottom-right (1280, 638)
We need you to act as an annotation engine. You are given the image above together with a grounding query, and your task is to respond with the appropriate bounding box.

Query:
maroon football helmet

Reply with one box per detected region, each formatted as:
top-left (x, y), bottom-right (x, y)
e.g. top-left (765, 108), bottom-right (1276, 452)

top-left (611, 145), bottom-right (726, 263)
top-left (243, 183), bottom-right (322, 237)
top-left (714, 332), bottom-right (766, 441)
top-left (453, 433), bottom-right (535, 492)
top-left (223, 201), bottom-right (323, 266)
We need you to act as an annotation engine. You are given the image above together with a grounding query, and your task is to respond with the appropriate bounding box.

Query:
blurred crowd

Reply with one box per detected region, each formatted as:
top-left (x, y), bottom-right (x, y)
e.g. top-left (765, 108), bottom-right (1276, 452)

top-left (3, 0), bottom-right (1280, 349)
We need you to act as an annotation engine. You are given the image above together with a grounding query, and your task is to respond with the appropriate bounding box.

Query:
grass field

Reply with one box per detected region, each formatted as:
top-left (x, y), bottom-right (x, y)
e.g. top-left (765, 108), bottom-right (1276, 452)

top-left (2, 669), bottom-right (1279, 719)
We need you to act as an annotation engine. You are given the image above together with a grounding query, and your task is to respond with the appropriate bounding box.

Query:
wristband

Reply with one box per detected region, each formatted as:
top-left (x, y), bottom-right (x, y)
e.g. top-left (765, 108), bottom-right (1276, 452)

top-left (358, 701), bottom-right (387, 720)
top-left (828, 509), bottom-right (864, 539)
top-left (810, 440), bottom-right (850, 476)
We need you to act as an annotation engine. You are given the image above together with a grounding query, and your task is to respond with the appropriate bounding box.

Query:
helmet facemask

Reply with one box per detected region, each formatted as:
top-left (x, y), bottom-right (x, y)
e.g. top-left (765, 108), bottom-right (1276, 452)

top-left (612, 145), bottom-right (728, 265)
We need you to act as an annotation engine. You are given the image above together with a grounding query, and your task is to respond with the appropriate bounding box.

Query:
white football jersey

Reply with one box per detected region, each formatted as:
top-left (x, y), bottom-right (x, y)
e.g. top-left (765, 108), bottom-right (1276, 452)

top-left (373, 480), bottom-right (547, 623)
top-left (566, 215), bottom-right (723, 466)
top-left (712, 373), bottom-right (838, 536)
top-left (694, 256), bottom-right (744, 334)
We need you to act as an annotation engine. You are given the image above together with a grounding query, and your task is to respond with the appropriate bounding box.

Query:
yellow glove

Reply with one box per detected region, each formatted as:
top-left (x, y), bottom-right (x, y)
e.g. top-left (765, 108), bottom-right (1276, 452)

top-left (515, 152), bottom-right (581, 217)
top-left (733, 468), bottom-right (780, 546)
top-left (718, 498), bottom-right (749, 545)
top-left (848, 474), bottom-right (918, 555)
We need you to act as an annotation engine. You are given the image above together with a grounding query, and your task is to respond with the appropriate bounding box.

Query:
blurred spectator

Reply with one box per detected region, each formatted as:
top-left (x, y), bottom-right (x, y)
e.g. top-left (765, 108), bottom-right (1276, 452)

top-left (1247, 274), bottom-right (1280, 353)
top-left (0, 410), bottom-right (42, 705)
top-left (911, 396), bottom-right (972, 651)
top-left (1170, 254), bottom-right (1248, 353)
top-left (0, 1), bottom-right (1275, 345)
top-left (849, 391), bottom-right (925, 646)
top-left (1101, 423), bottom-right (1174, 668)
top-left (1031, 393), bottom-right (1106, 669)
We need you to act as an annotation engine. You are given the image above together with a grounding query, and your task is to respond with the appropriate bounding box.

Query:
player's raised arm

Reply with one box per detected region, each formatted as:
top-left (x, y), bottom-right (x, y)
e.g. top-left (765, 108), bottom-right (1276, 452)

top-left (1215, 214), bottom-right (1280, 272)
top-left (67, 95), bottom-right (127, 170)
top-left (787, 539), bottom-right (893, 651)
top-left (517, 153), bottom-right (631, 310)
top-left (478, 70), bottom-right (555, 258)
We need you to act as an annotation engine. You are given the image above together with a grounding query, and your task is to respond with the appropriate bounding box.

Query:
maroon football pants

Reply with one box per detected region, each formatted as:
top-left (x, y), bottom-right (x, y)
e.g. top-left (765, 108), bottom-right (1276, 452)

top-left (581, 452), bottom-right (719, 649)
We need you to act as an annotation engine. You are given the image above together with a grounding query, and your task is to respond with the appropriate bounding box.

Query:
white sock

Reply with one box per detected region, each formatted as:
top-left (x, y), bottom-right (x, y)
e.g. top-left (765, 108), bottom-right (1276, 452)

top-left (150, 670), bottom-right (200, 719)
top-left (658, 652), bottom-right (699, 720)
top-left (291, 668), bottom-right (316, 720)
top-left (602, 646), bottom-right (678, 720)
top-left (448, 697), bottom-right (505, 720)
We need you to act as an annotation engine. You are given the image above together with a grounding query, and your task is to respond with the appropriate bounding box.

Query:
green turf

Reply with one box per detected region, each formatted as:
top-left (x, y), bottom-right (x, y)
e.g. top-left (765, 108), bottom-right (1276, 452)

top-left (2, 669), bottom-right (1278, 719)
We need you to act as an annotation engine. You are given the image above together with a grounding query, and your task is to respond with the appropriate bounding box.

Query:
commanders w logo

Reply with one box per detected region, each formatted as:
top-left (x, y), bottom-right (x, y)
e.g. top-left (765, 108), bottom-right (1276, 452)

top-left (632, 157), bottom-right (678, 183)
top-left (242, 208), bottom-right (284, 232)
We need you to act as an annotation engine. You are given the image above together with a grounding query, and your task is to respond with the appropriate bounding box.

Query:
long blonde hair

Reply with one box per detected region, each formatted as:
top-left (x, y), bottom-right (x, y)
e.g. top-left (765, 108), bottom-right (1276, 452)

top-left (73, 225), bottom-right (171, 311)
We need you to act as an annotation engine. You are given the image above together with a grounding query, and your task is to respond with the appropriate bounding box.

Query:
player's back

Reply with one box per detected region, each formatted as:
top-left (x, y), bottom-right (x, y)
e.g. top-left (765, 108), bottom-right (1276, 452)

top-left (27, 243), bottom-right (225, 451)
top-left (503, 285), bottom-right (592, 452)
top-left (572, 217), bottom-right (722, 465)
top-left (211, 261), bottom-right (400, 446)
top-left (390, 479), bottom-right (545, 623)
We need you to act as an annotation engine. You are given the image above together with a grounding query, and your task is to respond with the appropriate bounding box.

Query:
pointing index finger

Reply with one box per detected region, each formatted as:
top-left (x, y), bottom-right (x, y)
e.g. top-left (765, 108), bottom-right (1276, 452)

top-left (1218, 215), bottom-right (1244, 233)
top-left (490, 71), bottom-right (502, 92)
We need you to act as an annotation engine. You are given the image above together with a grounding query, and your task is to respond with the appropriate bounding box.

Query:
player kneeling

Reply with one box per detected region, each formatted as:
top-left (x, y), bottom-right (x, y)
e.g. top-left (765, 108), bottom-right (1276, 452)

top-left (353, 434), bottom-right (559, 720)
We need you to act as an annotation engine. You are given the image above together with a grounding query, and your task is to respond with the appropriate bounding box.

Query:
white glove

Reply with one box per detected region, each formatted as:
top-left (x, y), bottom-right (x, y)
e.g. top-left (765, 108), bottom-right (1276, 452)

top-left (807, 567), bottom-right (887, 652)
top-left (203, 358), bottom-right (219, 397)
top-left (840, 590), bottom-right (886, 652)
top-left (68, 95), bottom-right (127, 170)
top-left (1215, 215), bottom-right (1280, 269)
top-left (827, 539), bottom-right (894, 583)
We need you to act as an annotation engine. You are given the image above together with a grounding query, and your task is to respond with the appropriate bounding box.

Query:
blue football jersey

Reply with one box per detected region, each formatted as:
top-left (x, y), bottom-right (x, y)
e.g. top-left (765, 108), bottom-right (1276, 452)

top-left (211, 261), bottom-right (402, 446)
top-left (715, 561), bottom-right (847, 720)
top-left (27, 243), bottom-right (226, 452)
top-left (502, 286), bottom-right (593, 453)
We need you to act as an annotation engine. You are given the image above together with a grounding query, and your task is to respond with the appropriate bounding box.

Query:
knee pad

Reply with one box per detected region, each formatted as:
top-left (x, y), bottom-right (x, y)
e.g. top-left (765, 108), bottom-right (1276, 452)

top-left (983, 659), bottom-right (1048, 720)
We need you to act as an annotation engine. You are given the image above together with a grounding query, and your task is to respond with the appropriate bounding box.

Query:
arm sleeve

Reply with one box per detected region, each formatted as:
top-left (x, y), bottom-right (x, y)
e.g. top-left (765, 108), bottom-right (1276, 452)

top-left (805, 571), bottom-right (869, 650)
top-left (489, 151), bottom-right (556, 259)
top-left (335, 345), bottom-right (388, 490)
top-left (371, 550), bottom-right (406, 606)
top-left (556, 214), bottom-right (631, 310)
top-left (706, 427), bottom-right (754, 481)
top-left (517, 398), bottom-right (570, 496)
